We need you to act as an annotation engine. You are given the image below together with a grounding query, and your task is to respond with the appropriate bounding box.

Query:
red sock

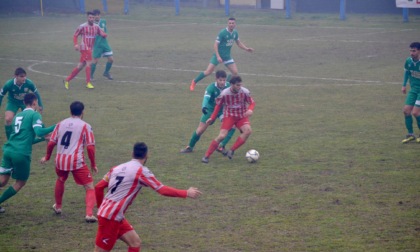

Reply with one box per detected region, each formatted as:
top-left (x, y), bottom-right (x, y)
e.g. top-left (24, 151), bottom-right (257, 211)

top-left (205, 140), bottom-right (219, 158)
top-left (85, 189), bottom-right (96, 216)
top-left (231, 136), bottom-right (246, 151)
top-left (54, 179), bottom-right (65, 208)
top-left (85, 65), bottom-right (91, 83)
top-left (66, 67), bottom-right (80, 82)
top-left (128, 247), bottom-right (140, 252)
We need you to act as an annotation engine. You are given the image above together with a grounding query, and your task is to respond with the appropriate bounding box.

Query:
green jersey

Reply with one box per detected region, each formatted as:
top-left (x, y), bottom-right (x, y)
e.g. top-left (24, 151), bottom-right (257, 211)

top-left (216, 28), bottom-right (239, 59)
top-left (0, 78), bottom-right (43, 108)
top-left (202, 81), bottom-right (230, 111)
top-left (94, 19), bottom-right (108, 46)
top-left (3, 108), bottom-right (44, 156)
top-left (404, 57), bottom-right (420, 91)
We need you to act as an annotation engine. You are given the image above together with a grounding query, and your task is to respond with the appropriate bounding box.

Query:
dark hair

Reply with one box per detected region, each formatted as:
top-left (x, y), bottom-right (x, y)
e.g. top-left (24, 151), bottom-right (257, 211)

top-left (410, 42), bottom-right (420, 50)
top-left (15, 67), bottom-right (26, 76)
top-left (230, 75), bottom-right (242, 85)
top-left (70, 101), bottom-right (84, 116)
top-left (228, 17), bottom-right (236, 21)
top-left (92, 9), bottom-right (101, 15)
top-left (24, 93), bottom-right (37, 106)
top-left (215, 70), bottom-right (227, 79)
top-left (133, 142), bottom-right (148, 159)
top-left (87, 11), bottom-right (95, 16)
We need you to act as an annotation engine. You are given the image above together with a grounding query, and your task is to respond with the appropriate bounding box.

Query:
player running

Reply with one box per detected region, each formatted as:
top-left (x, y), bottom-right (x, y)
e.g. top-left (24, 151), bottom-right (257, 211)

top-left (64, 11), bottom-right (107, 89)
top-left (91, 9), bottom-right (114, 81)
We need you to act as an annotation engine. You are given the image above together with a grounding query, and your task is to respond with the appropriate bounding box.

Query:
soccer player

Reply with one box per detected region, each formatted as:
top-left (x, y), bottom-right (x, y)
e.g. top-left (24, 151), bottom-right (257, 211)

top-left (190, 17), bottom-right (254, 91)
top-left (181, 70), bottom-right (235, 154)
top-left (91, 9), bottom-right (114, 81)
top-left (0, 93), bottom-right (55, 213)
top-left (402, 42), bottom-right (420, 143)
top-left (0, 67), bottom-right (44, 139)
top-left (64, 11), bottom-right (107, 89)
top-left (40, 101), bottom-right (98, 222)
top-left (94, 142), bottom-right (202, 252)
top-left (202, 75), bottom-right (255, 163)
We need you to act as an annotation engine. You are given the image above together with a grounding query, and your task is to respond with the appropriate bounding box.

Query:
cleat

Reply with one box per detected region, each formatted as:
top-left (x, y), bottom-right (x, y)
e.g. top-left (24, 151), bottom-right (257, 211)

top-left (86, 82), bottom-right (95, 89)
top-left (216, 146), bottom-right (228, 156)
top-left (201, 156), bottom-right (209, 163)
top-left (63, 80), bottom-right (69, 90)
top-left (0, 206), bottom-right (5, 213)
top-left (90, 77), bottom-right (95, 82)
top-left (85, 215), bottom-right (98, 223)
top-left (103, 73), bottom-right (113, 80)
top-left (52, 204), bottom-right (62, 214)
top-left (417, 135), bottom-right (420, 143)
top-left (190, 79), bottom-right (196, 91)
top-left (402, 134), bottom-right (416, 144)
top-left (226, 150), bottom-right (235, 159)
top-left (180, 146), bottom-right (193, 153)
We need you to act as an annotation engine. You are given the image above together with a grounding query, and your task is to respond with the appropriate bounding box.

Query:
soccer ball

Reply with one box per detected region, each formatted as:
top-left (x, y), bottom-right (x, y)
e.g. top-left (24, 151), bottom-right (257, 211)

top-left (245, 149), bottom-right (259, 163)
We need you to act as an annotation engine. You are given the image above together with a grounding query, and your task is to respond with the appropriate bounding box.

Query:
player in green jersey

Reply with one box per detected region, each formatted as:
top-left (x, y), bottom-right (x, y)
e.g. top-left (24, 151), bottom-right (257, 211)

top-left (91, 9), bottom-right (114, 81)
top-left (181, 70), bottom-right (235, 153)
top-left (0, 67), bottom-right (44, 139)
top-left (190, 17), bottom-right (254, 91)
top-left (0, 93), bottom-right (56, 213)
top-left (402, 42), bottom-right (420, 143)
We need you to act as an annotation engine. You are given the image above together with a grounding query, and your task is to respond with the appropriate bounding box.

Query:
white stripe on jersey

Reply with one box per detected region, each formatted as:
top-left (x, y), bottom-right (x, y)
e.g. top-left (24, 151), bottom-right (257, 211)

top-left (216, 87), bottom-right (254, 118)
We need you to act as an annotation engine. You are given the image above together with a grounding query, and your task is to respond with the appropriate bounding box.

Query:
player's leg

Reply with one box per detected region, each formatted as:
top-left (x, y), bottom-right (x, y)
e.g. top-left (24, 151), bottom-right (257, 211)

top-left (225, 61), bottom-right (238, 82)
top-left (202, 117), bottom-right (234, 162)
top-left (191, 55), bottom-right (218, 91)
top-left (120, 230), bottom-right (141, 252)
top-left (101, 41), bottom-right (114, 80)
top-left (0, 154), bottom-right (13, 212)
top-left (54, 168), bottom-right (69, 213)
top-left (4, 106), bottom-right (16, 139)
top-left (402, 91), bottom-right (416, 143)
top-left (226, 118), bottom-right (252, 159)
top-left (91, 58), bottom-right (100, 80)
top-left (412, 95), bottom-right (420, 142)
top-left (181, 114), bottom-right (211, 153)
top-left (95, 217), bottom-right (122, 252)
top-left (73, 166), bottom-right (96, 221)
top-left (219, 127), bottom-right (235, 152)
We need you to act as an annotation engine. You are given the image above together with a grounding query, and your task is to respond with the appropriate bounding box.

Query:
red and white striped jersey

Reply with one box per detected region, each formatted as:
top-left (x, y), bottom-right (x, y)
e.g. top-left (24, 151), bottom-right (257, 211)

top-left (73, 22), bottom-right (105, 50)
top-left (216, 86), bottom-right (255, 118)
top-left (50, 117), bottom-right (95, 171)
top-left (97, 160), bottom-right (164, 221)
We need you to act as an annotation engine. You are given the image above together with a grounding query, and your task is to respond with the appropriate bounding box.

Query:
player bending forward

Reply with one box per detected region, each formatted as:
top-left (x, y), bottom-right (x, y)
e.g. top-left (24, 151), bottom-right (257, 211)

top-left (94, 142), bottom-right (201, 252)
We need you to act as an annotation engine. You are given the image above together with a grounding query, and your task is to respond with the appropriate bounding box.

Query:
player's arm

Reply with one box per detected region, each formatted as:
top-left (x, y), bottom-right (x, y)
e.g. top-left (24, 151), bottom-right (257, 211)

top-left (97, 26), bottom-right (107, 38)
top-left (73, 27), bottom-right (82, 51)
top-left (40, 140), bottom-right (57, 164)
top-left (157, 186), bottom-right (201, 199)
top-left (236, 39), bottom-right (254, 53)
top-left (201, 89), bottom-right (211, 115)
top-left (207, 103), bottom-right (222, 125)
top-left (214, 40), bottom-right (222, 63)
top-left (402, 70), bottom-right (410, 94)
top-left (0, 83), bottom-right (10, 107)
top-left (87, 145), bottom-right (98, 174)
top-left (244, 95), bottom-right (256, 117)
top-left (95, 178), bottom-right (109, 207)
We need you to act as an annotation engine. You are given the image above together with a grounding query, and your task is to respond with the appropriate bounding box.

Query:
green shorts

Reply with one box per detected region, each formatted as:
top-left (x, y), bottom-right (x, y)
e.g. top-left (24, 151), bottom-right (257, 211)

top-left (6, 102), bottom-right (25, 114)
top-left (0, 151), bottom-right (31, 181)
top-left (210, 54), bottom-right (235, 66)
top-left (200, 109), bottom-right (224, 123)
top-left (93, 40), bottom-right (113, 59)
top-left (405, 89), bottom-right (420, 107)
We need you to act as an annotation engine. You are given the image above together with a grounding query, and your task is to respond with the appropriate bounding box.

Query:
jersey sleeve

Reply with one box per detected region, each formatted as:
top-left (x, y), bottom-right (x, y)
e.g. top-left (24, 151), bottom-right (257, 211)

top-left (139, 167), bottom-right (164, 191)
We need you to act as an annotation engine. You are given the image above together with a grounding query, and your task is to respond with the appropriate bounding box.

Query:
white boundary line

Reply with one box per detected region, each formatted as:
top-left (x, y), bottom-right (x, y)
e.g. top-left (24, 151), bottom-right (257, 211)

top-left (1, 57), bottom-right (400, 86)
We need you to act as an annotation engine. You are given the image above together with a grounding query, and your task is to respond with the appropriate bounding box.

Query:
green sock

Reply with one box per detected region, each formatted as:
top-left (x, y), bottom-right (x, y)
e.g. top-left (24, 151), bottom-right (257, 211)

top-left (90, 63), bottom-right (97, 78)
top-left (194, 72), bottom-right (206, 84)
top-left (5, 125), bottom-right (13, 139)
top-left (415, 116), bottom-right (420, 133)
top-left (405, 115), bottom-right (414, 134)
top-left (220, 128), bottom-right (235, 147)
top-left (0, 186), bottom-right (17, 204)
top-left (104, 62), bottom-right (113, 74)
top-left (188, 132), bottom-right (201, 149)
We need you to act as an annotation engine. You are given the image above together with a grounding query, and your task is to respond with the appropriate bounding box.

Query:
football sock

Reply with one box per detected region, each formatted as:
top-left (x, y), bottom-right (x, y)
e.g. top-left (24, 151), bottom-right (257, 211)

top-left (205, 140), bottom-right (219, 158)
top-left (85, 189), bottom-right (96, 216)
top-left (85, 65), bottom-right (91, 83)
top-left (231, 136), bottom-right (246, 151)
top-left (104, 61), bottom-right (113, 74)
top-left (220, 128), bottom-right (235, 147)
top-left (5, 125), bottom-right (13, 139)
top-left (54, 178), bottom-right (65, 208)
top-left (66, 67), bottom-right (80, 82)
top-left (405, 115), bottom-right (414, 134)
top-left (194, 72), bottom-right (206, 84)
top-left (128, 247), bottom-right (140, 252)
top-left (188, 131), bottom-right (201, 149)
top-left (0, 186), bottom-right (17, 204)
top-left (415, 116), bottom-right (420, 132)
top-left (227, 74), bottom-right (232, 82)
top-left (90, 63), bottom-right (97, 78)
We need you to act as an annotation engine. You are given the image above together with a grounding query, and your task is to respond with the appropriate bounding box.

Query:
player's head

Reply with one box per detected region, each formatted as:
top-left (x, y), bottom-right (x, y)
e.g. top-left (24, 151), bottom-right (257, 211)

top-left (410, 42), bottom-right (420, 60)
top-left (24, 93), bottom-right (38, 108)
top-left (14, 67), bottom-right (27, 84)
top-left (229, 75), bottom-right (242, 93)
top-left (215, 70), bottom-right (227, 88)
top-left (227, 17), bottom-right (236, 31)
top-left (86, 11), bottom-right (95, 25)
top-left (70, 101), bottom-right (85, 117)
top-left (92, 9), bottom-right (101, 21)
top-left (133, 142), bottom-right (148, 162)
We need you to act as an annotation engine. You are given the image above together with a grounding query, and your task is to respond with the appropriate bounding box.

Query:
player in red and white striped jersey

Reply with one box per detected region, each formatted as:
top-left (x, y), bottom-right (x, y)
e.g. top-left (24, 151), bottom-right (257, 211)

top-left (94, 142), bottom-right (201, 252)
top-left (202, 75), bottom-right (255, 163)
top-left (64, 11), bottom-right (107, 89)
top-left (41, 101), bottom-right (98, 222)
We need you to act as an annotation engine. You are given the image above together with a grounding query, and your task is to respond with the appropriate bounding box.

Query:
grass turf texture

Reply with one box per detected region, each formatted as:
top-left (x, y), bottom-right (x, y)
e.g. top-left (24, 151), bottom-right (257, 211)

top-left (0, 4), bottom-right (420, 252)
